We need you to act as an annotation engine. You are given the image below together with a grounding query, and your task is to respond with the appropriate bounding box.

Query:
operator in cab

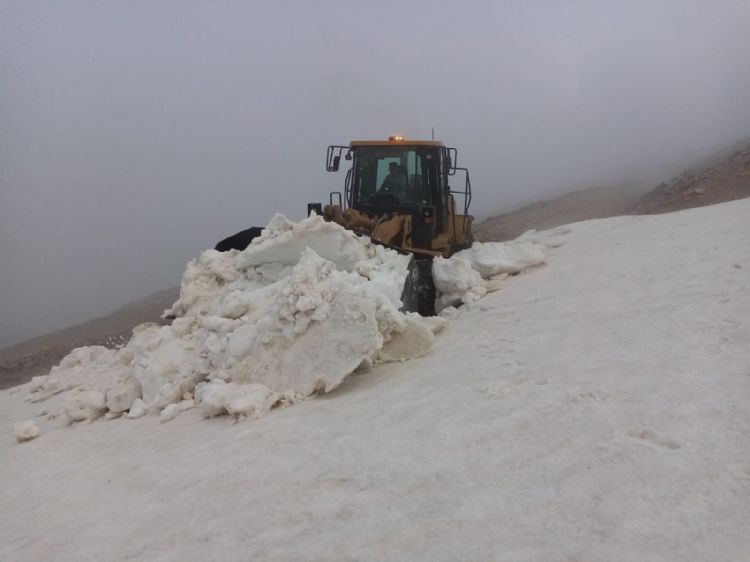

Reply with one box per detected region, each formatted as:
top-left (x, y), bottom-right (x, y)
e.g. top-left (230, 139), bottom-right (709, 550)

top-left (379, 162), bottom-right (407, 198)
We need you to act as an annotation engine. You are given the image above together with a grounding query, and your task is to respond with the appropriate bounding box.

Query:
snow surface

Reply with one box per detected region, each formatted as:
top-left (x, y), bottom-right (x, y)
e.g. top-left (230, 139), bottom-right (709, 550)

top-left (2, 199), bottom-right (749, 560)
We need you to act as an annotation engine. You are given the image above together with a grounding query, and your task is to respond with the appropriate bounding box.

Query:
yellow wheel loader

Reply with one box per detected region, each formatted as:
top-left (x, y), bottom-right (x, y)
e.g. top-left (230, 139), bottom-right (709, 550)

top-left (216, 136), bottom-right (473, 314)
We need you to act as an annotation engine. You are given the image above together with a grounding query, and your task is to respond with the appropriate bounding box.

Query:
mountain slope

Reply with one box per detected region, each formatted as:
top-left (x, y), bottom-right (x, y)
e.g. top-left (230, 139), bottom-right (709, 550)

top-left (476, 137), bottom-right (750, 243)
top-left (474, 184), bottom-right (648, 242)
top-left (635, 139), bottom-right (750, 214)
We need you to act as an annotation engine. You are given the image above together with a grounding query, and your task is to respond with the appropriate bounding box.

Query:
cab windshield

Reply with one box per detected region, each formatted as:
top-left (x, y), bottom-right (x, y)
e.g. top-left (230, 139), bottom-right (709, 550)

top-left (354, 147), bottom-right (433, 205)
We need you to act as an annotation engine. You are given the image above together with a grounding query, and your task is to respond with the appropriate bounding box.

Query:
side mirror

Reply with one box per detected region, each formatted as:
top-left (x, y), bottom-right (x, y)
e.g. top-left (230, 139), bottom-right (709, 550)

top-left (331, 155), bottom-right (340, 172)
top-left (444, 156), bottom-right (452, 171)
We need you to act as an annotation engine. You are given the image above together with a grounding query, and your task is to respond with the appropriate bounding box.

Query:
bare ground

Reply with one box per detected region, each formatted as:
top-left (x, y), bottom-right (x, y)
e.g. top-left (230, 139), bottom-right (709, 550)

top-left (633, 139), bottom-right (750, 214)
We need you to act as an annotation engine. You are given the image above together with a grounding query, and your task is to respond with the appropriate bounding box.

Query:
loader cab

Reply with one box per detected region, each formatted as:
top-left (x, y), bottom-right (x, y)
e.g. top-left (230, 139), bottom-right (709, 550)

top-left (325, 137), bottom-right (472, 252)
top-left (356, 142), bottom-right (445, 246)
top-left (354, 145), bottom-right (439, 203)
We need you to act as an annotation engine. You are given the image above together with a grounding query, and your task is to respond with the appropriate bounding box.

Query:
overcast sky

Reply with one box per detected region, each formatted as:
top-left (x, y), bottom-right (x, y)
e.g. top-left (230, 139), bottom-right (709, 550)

top-left (2, 0), bottom-right (750, 348)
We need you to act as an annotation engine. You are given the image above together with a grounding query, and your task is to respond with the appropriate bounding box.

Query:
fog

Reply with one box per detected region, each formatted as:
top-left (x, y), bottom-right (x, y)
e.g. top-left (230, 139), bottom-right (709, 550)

top-left (2, 1), bottom-right (750, 348)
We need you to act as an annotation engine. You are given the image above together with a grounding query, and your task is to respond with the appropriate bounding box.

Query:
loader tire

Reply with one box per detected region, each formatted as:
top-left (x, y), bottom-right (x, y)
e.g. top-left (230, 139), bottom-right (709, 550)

top-left (400, 258), bottom-right (436, 316)
top-left (415, 259), bottom-right (436, 316)
top-left (400, 259), bottom-right (421, 314)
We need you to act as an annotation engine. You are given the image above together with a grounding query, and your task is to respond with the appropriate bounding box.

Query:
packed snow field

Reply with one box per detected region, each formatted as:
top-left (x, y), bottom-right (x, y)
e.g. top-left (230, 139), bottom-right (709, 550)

top-left (2, 200), bottom-right (749, 560)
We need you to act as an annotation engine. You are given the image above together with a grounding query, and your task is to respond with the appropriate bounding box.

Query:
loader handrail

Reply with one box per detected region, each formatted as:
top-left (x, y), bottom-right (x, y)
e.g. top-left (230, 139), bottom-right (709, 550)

top-left (450, 167), bottom-right (472, 218)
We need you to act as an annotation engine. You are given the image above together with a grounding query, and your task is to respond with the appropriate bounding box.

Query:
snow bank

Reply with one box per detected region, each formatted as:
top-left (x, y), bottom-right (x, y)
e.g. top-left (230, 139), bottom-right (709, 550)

top-left (433, 239), bottom-right (546, 310)
top-left (22, 214), bottom-right (423, 424)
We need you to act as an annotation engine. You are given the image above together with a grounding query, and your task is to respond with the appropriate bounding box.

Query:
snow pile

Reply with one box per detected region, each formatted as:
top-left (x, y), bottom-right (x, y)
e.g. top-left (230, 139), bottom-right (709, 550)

top-left (22, 215), bottom-right (552, 428)
top-left (432, 239), bottom-right (547, 310)
top-left (24, 213), bottom-right (432, 424)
